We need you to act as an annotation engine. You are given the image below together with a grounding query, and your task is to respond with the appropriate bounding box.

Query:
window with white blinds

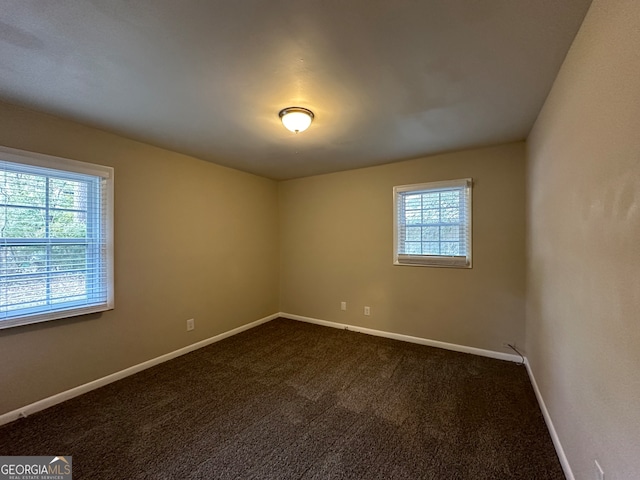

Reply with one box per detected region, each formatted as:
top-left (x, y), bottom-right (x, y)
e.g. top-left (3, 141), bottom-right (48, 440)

top-left (0, 146), bottom-right (114, 329)
top-left (393, 178), bottom-right (472, 268)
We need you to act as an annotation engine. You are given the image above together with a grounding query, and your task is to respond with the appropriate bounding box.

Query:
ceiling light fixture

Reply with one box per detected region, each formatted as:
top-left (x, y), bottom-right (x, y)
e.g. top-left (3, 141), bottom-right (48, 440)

top-left (279, 107), bottom-right (314, 133)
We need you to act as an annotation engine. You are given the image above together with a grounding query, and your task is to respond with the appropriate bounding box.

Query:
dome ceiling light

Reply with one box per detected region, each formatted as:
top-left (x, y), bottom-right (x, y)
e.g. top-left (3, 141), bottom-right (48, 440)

top-left (279, 107), bottom-right (314, 133)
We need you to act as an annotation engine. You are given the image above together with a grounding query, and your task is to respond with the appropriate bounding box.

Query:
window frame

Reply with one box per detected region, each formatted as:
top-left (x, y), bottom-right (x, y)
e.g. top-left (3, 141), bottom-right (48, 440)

top-left (0, 146), bottom-right (114, 330)
top-left (393, 178), bottom-right (472, 268)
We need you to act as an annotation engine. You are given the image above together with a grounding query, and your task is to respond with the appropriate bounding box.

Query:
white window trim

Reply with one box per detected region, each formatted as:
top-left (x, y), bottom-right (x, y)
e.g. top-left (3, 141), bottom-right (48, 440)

top-left (0, 146), bottom-right (114, 330)
top-left (393, 178), bottom-right (472, 268)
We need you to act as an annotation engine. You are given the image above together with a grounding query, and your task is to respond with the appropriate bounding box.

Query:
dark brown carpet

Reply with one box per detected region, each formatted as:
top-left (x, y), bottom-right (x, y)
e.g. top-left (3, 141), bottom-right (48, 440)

top-left (0, 318), bottom-right (564, 479)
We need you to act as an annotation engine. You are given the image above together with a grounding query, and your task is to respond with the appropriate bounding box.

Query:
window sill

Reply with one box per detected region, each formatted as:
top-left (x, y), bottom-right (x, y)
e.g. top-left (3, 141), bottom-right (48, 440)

top-left (394, 255), bottom-right (472, 268)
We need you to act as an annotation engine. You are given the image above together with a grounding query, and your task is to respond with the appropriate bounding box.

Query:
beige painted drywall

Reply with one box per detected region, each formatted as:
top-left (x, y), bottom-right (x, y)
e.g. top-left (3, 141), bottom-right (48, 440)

top-left (0, 101), bottom-right (279, 415)
top-left (279, 143), bottom-right (526, 352)
top-left (526, 0), bottom-right (640, 478)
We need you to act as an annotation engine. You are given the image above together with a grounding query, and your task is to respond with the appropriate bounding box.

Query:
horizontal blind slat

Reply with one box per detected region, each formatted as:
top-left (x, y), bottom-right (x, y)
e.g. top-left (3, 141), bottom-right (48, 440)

top-left (394, 179), bottom-right (472, 268)
top-left (0, 152), bottom-right (113, 326)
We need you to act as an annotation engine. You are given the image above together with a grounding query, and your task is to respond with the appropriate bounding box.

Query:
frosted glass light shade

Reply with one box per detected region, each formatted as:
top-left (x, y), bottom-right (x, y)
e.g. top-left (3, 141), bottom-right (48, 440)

top-left (279, 107), bottom-right (314, 133)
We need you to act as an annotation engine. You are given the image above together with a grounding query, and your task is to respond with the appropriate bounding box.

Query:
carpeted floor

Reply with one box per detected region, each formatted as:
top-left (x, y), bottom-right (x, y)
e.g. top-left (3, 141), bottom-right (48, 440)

top-left (0, 318), bottom-right (564, 479)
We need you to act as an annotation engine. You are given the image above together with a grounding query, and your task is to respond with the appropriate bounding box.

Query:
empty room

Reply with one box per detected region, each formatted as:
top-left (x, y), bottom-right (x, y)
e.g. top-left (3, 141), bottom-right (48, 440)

top-left (0, 1), bottom-right (638, 479)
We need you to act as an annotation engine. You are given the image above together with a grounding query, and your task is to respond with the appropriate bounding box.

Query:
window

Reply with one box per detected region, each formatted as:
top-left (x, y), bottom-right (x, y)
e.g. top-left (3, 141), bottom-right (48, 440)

top-left (0, 146), bottom-right (114, 329)
top-left (393, 178), bottom-right (472, 268)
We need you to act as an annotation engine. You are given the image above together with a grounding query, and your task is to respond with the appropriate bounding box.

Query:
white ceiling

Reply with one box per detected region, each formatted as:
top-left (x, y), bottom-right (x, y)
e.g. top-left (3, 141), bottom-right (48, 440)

top-left (0, 0), bottom-right (592, 180)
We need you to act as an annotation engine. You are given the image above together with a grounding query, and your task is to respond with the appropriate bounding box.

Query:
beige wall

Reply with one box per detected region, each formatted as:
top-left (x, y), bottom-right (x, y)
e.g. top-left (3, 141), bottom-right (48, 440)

top-left (526, 1), bottom-right (640, 478)
top-left (279, 143), bottom-right (526, 352)
top-left (0, 101), bottom-right (279, 415)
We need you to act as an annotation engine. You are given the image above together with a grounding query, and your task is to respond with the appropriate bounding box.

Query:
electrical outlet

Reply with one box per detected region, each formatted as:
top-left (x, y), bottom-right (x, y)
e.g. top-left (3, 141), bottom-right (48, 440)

top-left (341, 301), bottom-right (347, 311)
top-left (186, 318), bottom-right (195, 331)
top-left (595, 460), bottom-right (604, 480)
top-left (364, 306), bottom-right (370, 316)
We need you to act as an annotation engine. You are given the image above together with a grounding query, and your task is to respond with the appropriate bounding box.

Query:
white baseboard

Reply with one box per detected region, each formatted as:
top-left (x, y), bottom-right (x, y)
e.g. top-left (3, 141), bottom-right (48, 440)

top-left (0, 312), bottom-right (279, 427)
top-left (2, 309), bottom-right (570, 480)
top-left (525, 358), bottom-right (574, 480)
top-left (282, 313), bottom-right (574, 475)
top-left (280, 312), bottom-right (521, 363)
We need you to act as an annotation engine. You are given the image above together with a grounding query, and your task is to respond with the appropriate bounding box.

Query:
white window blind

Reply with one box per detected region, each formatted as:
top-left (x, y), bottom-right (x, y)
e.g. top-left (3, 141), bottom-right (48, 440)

top-left (393, 178), bottom-right (472, 268)
top-left (0, 146), bottom-right (114, 329)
